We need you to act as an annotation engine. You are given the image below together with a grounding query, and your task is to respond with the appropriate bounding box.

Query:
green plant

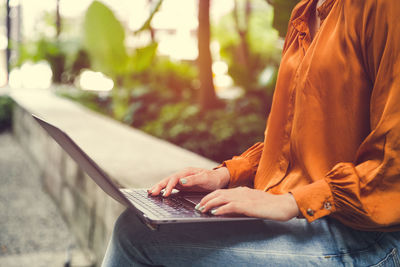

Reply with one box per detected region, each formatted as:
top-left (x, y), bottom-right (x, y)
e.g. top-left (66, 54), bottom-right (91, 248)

top-left (83, 1), bottom-right (159, 121)
top-left (121, 58), bottom-right (199, 127)
top-left (0, 96), bottom-right (14, 132)
top-left (58, 0), bottom-right (284, 162)
top-left (142, 101), bottom-right (266, 162)
top-left (83, 1), bottom-right (129, 81)
top-left (57, 57), bottom-right (198, 129)
top-left (13, 37), bottom-right (86, 84)
top-left (266, 0), bottom-right (298, 37)
top-left (63, 48), bottom-right (91, 83)
top-left (83, 1), bottom-right (158, 83)
top-left (213, 0), bottom-right (280, 97)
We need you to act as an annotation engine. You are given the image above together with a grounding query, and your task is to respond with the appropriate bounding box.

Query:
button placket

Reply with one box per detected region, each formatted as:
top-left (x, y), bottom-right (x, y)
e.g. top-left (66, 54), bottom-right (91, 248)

top-left (278, 65), bottom-right (302, 176)
top-left (264, 31), bottom-right (306, 191)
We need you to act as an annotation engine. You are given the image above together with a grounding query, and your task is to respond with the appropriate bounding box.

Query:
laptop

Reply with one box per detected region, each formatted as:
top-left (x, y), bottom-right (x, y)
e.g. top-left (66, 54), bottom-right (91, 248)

top-left (33, 115), bottom-right (258, 230)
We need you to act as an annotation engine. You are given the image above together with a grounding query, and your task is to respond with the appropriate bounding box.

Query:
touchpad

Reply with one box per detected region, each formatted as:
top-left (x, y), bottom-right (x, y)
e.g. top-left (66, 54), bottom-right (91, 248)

top-left (182, 195), bottom-right (205, 205)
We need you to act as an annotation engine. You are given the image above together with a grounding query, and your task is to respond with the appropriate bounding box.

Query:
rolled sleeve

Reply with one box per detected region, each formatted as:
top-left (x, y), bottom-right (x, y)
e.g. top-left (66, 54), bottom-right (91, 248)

top-left (215, 142), bottom-right (264, 188)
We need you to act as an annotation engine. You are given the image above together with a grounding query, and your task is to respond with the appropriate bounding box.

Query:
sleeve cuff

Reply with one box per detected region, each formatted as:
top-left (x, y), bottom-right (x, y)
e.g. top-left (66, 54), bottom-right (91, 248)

top-left (291, 179), bottom-right (336, 222)
top-left (218, 157), bottom-right (254, 188)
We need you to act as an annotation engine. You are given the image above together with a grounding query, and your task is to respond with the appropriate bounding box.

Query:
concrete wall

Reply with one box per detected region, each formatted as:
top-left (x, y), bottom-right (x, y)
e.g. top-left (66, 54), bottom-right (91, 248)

top-left (11, 89), bottom-right (217, 266)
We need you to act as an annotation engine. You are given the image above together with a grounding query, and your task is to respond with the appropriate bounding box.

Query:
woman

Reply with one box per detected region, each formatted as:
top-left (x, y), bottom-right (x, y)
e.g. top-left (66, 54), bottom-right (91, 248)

top-left (102, 0), bottom-right (400, 265)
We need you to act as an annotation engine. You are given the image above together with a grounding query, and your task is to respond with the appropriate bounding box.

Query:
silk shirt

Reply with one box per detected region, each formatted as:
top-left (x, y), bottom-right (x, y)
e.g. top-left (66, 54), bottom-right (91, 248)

top-left (222, 0), bottom-right (400, 231)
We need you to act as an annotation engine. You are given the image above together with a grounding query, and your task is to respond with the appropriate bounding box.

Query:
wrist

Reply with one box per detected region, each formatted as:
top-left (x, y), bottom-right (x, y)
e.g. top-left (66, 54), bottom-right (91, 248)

top-left (284, 193), bottom-right (300, 219)
top-left (214, 167), bottom-right (230, 188)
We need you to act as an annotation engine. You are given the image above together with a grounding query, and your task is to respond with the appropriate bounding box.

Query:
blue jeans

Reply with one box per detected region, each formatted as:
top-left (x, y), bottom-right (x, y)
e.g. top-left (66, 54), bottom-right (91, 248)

top-left (102, 209), bottom-right (400, 266)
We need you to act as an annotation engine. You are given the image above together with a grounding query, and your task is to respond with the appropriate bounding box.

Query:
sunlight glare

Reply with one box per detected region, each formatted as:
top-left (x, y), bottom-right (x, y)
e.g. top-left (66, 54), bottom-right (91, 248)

top-left (212, 61), bottom-right (228, 76)
top-left (9, 61), bottom-right (52, 89)
top-left (79, 70), bottom-right (114, 92)
top-left (59, 0), bottom-right (92, 17)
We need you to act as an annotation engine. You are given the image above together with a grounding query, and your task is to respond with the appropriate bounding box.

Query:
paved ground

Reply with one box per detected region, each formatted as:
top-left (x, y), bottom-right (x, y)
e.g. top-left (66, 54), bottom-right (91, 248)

top-left (0, 132), bottom-right (79, 267)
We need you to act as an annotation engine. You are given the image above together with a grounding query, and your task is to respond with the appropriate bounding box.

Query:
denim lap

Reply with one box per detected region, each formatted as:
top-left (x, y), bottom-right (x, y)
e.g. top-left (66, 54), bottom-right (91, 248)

top-left (102, 209), bottom-right (400, 267)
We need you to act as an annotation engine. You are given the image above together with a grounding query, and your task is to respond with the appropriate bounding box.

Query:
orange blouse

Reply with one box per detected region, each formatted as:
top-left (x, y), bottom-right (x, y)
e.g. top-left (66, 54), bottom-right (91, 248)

top-left (222, 0), bottom-right (400, 231)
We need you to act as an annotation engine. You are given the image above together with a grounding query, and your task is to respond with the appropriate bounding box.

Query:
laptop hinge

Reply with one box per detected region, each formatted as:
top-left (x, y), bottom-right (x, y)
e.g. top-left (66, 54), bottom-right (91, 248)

top-left (137, 214), bottom-right (159, 231)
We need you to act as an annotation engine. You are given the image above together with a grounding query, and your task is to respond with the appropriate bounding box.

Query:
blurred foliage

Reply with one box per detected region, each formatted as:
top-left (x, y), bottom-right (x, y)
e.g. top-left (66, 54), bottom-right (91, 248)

top-left (0, 96), bottom-right (13, 132)
top-left (57, 58), bottom-right (268, 162)
top-left (62, 90), bottom-right (267, 162)
top-left (268, 0), bottom-right (298, 37)
top-left (118, 58), bottom-right (198, 127)
top-left (13, 38), bottom-right (89, 84)
top-left (83, 1), bottom-right (160, 121)
top-left (213, 0), bottom-right (279, 102)
top-left (83, 1), bottom-right (129, 82)
top-left (14, 0), bottom-right (300, 161)
top-left (65, 57), bottom-right (198, 128)
top-left (108, 42), bottom-right (158, 122)
top-left (65, 48), bottom-right (91, 83)
top-left (142, 101), bottom-right (266, 162)
top-left (14, 38), bottom-right (63, 83)
top-left (83, 1), bottom-right (158, 83)
top-left (11, 4), bottom-right (91, 84)
top-left (57, 0), bottom-right (282, 161)
top-left (134, 0), bottom-right (163, 35)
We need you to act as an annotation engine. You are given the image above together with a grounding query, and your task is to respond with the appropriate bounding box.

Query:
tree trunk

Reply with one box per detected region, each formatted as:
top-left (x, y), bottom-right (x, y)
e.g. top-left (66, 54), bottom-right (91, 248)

top-left (233, 0), bottom-right (251, 81)
top-left (56, 0), bottom-right (61, 38)
top-left (6, 0), bottom-right (10, 75)
top-left (197, 0), bottom-right (220, 110)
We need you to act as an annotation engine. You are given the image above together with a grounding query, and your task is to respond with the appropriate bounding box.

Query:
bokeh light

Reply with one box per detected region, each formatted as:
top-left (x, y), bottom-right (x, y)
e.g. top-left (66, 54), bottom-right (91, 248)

top-left (78, 70), bottom-right (114, 92)
top-left (9, 61), bottom-right (52, 89)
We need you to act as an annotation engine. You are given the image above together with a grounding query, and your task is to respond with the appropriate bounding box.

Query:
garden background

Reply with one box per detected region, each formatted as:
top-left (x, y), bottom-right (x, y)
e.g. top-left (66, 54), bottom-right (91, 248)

top-left (1, 0), bottom-right (297, 162)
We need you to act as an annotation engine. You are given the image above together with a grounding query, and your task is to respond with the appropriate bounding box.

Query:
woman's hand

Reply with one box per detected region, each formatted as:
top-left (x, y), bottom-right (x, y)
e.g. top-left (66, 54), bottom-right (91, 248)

top-left (148, 167), bottom-right (230, 197)
top-left (196, 187), bottom-right (300, 221)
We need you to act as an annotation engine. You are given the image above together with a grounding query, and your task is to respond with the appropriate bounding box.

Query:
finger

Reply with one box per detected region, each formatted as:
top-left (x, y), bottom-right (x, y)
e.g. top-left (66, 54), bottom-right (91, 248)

top-left (149, 179), bottom-right (169, 196)
top-left (148, 169), bottom-right (192, 195)
top-left (163, 176), bottom-right (180, 197)
top-left (163, 170), bottom-right (200, 196)
top-left (211, 202), bottom-right (241, 216)
top-left (198, 189), bottom-right (224, 207)
top-left (200, 196), bottom-right (229, 213)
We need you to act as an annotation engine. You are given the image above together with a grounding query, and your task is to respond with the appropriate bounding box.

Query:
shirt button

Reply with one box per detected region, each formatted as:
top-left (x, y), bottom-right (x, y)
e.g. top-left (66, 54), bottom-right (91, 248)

top-left (324, 201), bottom-right (332, 210)
top-left (306, 208), bottom-right (314, 216)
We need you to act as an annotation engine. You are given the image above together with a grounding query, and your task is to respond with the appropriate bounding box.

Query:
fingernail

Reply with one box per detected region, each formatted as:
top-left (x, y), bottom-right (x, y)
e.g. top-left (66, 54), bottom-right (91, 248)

top-left (211, 208), bottom-right (218, 215)
top-left (162, 191), bottom-right (167, 197)
top-left (180, 178), bottom-right (187, 185)
top-left (195, 204), bottom-right (201, 210)
top-left (199, 206), bottom-right (205, 211)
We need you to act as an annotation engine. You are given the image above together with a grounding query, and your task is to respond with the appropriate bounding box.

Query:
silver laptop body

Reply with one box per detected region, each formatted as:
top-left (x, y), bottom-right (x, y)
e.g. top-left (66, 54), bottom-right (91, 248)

top-left (33, 115), bottom-right (258, 228)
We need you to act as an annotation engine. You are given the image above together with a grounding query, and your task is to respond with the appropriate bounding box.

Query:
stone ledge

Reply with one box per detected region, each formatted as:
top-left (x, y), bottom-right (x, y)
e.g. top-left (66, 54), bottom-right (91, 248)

top-left (10, 88), bottom-right (217, 266)
top-left (10, 89), bottom-right (216, 188)
top-left (0, 249), bottom-right (95, 267)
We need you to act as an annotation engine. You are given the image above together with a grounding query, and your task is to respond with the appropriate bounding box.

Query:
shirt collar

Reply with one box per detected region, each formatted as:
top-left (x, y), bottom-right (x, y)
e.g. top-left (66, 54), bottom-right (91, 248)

top-left (317, 0), bottom-right (336, 22)
top-left (291, 0), bottom-right (336, 33)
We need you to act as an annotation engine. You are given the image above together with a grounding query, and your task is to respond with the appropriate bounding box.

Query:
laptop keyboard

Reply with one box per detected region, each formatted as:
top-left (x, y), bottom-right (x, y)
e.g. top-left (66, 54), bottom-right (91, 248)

top-left (123, 189), bottom-right (205, 218)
